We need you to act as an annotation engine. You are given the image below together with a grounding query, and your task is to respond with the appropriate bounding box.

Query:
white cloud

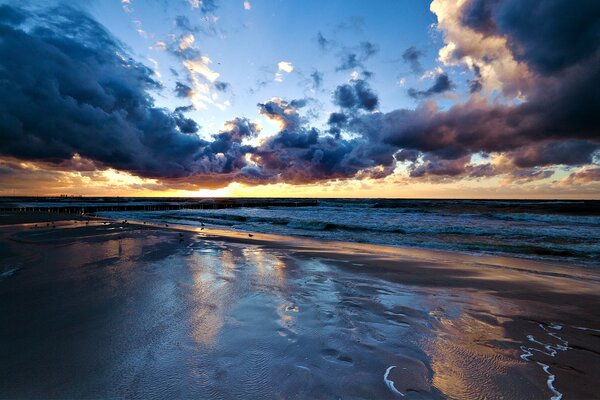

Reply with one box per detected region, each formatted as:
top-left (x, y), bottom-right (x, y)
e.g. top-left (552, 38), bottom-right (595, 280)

top-left (181, 56), bottom-right (230, 110)
top-left (420, 66), bottom-right (444, 80)
top-left (243, 1), bottom-right (252, 10)
top-left (132, 20), bottom-right (149, 39)
top-left (147, 57), bottom-right (161, 79)
top-left (277, 61), bottom-right (294, 73)
top-left (152, 40), bottom-right (167, 51)
top-left (121, 0), bottom-right (133, 13)
top-left (184, 56), bottom-right (220, 83)
top-left (179, 33), bottom-right (195, 50)
top-left (274, 61), bottom-right (293, 82)
top-left (430, 0), bottom-right (532, 98)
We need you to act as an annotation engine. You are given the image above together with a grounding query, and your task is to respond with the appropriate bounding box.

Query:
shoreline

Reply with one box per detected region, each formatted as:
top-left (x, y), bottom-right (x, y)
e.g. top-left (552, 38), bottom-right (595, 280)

top-left (5, 212), bottom-right (600, 311)
top-left (1, 211), bottom-right (599, 398)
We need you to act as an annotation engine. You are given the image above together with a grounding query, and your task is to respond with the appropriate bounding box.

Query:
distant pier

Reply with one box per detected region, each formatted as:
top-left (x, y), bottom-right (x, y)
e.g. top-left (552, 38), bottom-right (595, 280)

top-left (0, 197), bottom-right (319, 214)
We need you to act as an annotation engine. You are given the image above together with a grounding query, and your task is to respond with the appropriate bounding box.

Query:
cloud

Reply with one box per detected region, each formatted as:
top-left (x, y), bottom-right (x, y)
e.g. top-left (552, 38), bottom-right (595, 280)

top-left (310, 70), bottom-right (323, 90)
top-left (277, 61), bottom-right (294, 73)
top-left (402, 46), bottom-right (424, 74)
top-left (333, 79), bottom-right (379, 111)
top-left (430, 0), bottom-right (532, 98)
top-left (179, 33), bottom-right (195, 50)
top-left (336, 53), bottom-right (360, 71)
top-left (121, 0), bottom-right (133, 13)
top-left (184, 56), bottom-right (220, 82)
top-left (335, 41), bottom-right (379, 72)
top-left (408, 73), bottom-right (455, 98)
top-left (462, 0), bottom-right (600, 75)
top-left (274, 61), bottom-right (294, 82)
top-left (502, 168), bottom-right (554, 185)
top-left (334, 16), bottom-right (366, 34)
top-left (250, 99), bottom-right (395, 184)
top-left (562, 167), bottom-right (600, 185)
top-left (214, 81), bottom-right (230, 92)
top-left (165, 21), bottom-right (227, 109)
top-left (188, 0), bottom-right (218, 13)
top-left (0, 2), bottom-right (598, 192)
top-left (243, 1), bottom-right (251, 10)
top-left (508, 141), bottom-right (599, 168)
top-left (316, 32), bottom-right (330, 50)
top-left (0, 5), bottom-right (218, 180)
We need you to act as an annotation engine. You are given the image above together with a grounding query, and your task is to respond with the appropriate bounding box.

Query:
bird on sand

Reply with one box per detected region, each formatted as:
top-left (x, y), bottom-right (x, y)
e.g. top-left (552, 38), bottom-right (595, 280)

top-left (248, 234), bottom-right (254, 237)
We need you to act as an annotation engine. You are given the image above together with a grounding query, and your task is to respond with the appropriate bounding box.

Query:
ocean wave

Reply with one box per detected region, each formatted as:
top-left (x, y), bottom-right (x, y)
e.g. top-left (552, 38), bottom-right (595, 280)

top-left (96, 201), bottom-right (600, 267)
top-left (483, 212), bottom-right (600, 226)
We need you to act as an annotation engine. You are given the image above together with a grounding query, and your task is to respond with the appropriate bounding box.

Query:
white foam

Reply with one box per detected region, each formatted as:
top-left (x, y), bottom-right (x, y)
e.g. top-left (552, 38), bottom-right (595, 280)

top-left (0, 266), bottom-right (20, 279)
top-left (384, 366), bottom-right (404, 397)
top-left (537, 362), bottom-right (562, 400)
top-left (519, 323), bottom-right (568, 400)
top-left (573, 326), bottom-right (600, 333)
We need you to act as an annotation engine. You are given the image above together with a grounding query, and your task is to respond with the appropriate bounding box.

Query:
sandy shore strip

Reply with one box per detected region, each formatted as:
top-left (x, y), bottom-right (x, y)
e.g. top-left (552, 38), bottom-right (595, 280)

top-left (1, 212), bottom-right (599, 399)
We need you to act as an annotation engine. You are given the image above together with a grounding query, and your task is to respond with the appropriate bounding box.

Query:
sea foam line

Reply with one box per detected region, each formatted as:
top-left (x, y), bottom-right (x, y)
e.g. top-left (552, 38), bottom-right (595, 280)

top-left (519, 322), bottom-right (568, 400)
top-left (537, 362), bottom-right (562, 400)
top-left (384, 366), bottom-right (404, 397)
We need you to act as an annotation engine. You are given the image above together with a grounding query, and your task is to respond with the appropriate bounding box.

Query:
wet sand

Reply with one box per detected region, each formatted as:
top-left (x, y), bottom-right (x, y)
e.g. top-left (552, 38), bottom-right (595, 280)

top-left (1, 213), bottom-right (599, 399)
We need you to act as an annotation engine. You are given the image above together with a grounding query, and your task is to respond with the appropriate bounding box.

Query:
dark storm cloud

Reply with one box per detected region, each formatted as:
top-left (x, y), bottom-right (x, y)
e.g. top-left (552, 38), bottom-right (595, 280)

top-left (333, 80), bottom-right (378, 111)
top-left (0, 4), bottom-right (27, 25)
top-left (365, 72), bottom-right (599, 162)
top-left (1, 2), bottom-right (599, 189)
top-left (460, 0), bottom-right (499, 35)
top-left (463, 0), bottom-right (600, 75)
top-left (173, 112), bottom-right (199, 134)
top-left (508, 141), bottom-right (600, 168)
top-left (248, 98), bottom-right (396, 184)
top-left (468, 79), bottom-right (483, 93)
top-left (0, 5), bottom-right (212, 179)
top-left (402, 46), bottom-right (424, 74)
top-left (408, 74), bottom-right (455, 99)
top-left (395, 149), bottom-right (420, 163)
top-left (408, 156), bottom-right (470, 178)
top-left (327, 112), bottom-right (348, 125)
top-left (199, 117), bottom-right (259, 174)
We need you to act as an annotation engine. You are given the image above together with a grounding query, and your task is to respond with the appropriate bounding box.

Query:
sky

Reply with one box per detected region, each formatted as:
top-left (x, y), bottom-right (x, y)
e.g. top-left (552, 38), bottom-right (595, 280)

top-left (0, 0), bottom-right (598, 198)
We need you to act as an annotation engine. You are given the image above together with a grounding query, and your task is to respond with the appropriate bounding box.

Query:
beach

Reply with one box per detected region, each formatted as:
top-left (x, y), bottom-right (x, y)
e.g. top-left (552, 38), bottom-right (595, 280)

top-left (1, 213), bottom-right (599, 399)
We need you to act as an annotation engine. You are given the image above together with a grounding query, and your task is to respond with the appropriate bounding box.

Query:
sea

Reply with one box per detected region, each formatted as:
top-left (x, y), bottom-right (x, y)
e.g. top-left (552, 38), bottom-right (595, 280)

top-left (85, 199), bottom-right (600, 268)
